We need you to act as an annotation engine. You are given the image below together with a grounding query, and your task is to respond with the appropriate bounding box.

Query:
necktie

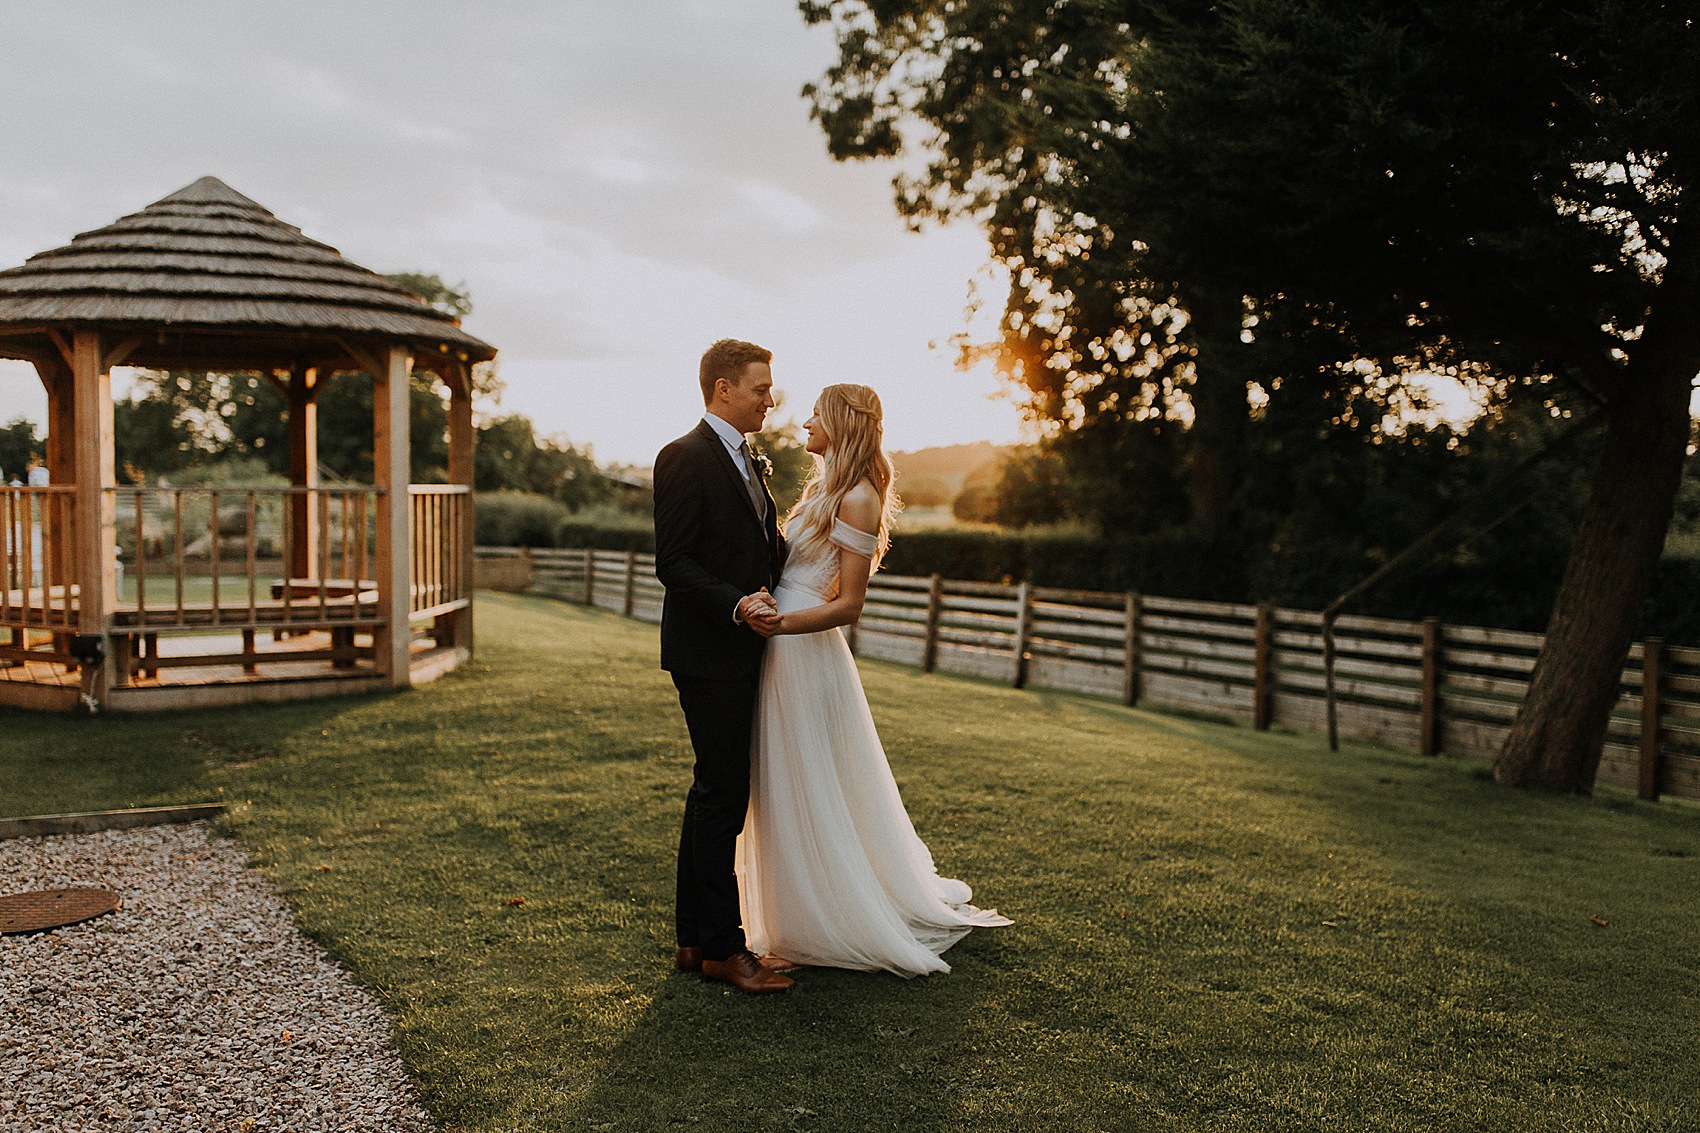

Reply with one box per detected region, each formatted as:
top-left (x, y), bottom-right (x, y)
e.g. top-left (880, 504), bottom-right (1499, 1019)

top-left (738, 441), bottom-right (768, 521)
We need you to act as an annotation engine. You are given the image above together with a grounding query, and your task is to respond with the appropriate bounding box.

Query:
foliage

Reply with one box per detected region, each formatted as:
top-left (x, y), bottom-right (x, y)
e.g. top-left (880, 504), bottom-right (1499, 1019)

top-left (949, 484), bottom-right (996, 525)
top-left (6, 594), bottom-right (1700, 1130)
top-left (808, 3), bottom-right (1700, 789)
top-left (473, 491), bottom-right (573, 548)
top-left (475, 415), bottom-right (612, 511)
top-left (985, 445), bottom-right (1072, 528)
top-left (752, 414), bottom-right (812, 517)
top-left (385, 272), bottom-right (473, 320)
top-left (0, 416), bottom-right (42, 483)
top-left (553, 508), bottom-right (655, 553)
top-left (114, 368), bottom-right (453, 484)
top-left (804, 0), bottom-right (1693, 519)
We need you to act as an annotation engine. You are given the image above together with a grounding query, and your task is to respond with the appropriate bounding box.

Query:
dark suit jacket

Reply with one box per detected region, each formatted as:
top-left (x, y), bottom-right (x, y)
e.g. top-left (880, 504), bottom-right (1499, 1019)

top-left (653, 419), bottom-right (785, 679)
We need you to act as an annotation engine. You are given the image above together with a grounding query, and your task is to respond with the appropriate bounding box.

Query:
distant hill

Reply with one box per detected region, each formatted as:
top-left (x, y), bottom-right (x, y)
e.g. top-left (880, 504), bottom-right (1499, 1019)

top-left (890, 442), bottom-right (1014, 511)
top-left (890, 442), bottom-right (1008, 480)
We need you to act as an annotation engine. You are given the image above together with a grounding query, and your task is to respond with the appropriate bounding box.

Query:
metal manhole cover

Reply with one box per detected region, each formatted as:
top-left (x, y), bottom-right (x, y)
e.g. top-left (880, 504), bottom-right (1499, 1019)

top-left (0, 888), bottom-right (122, 935)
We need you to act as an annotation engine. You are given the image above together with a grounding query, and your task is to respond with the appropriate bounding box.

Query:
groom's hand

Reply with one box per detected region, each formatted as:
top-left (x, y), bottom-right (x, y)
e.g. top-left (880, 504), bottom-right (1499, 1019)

top-left (737, 589), bottom-right (780, 636)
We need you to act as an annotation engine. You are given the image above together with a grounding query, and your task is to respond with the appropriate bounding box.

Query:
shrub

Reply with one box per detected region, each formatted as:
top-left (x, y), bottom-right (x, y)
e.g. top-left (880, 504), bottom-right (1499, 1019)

top-left (475, 492), bottom-right (571, 547)
top-left (555, 506), bottom-right (655, 553)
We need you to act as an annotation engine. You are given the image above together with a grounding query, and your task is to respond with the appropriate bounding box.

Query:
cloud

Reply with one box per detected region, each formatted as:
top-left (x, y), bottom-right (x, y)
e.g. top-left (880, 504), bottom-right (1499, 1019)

top-left (0, 0), bottom-right (1022, 464)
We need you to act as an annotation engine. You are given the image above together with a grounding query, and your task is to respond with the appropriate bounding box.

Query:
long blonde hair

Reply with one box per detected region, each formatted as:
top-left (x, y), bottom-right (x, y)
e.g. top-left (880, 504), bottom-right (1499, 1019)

top-left (785, 383), bottom-right (900, 570)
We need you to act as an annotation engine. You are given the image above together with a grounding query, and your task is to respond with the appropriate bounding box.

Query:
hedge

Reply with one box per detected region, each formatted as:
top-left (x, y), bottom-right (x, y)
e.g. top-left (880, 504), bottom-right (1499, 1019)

top-left (475, 502), bottom-right (1700, 643)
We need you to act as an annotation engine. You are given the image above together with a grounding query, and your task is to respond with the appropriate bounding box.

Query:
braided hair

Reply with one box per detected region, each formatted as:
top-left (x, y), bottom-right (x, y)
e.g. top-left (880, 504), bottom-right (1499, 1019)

top-left (785, 383), bottom-right (900, 570)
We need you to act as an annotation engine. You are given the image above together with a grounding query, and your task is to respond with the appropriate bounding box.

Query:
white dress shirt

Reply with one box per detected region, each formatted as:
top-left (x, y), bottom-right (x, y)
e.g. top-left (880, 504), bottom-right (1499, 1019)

top-left (702, 412), bottom-right (753, 478)
top-left (701, 412), bottom-right (770, 624)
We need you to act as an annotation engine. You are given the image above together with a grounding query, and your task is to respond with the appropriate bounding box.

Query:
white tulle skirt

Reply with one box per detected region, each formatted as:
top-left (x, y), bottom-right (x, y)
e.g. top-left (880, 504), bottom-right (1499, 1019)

top-left (736, 583), bottom-right (1011, 977)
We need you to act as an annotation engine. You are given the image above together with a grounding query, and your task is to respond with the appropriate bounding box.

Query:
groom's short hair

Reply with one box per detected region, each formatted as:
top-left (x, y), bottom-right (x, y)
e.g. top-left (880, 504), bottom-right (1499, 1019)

top-left (699, 339), bottom-right (772, 404)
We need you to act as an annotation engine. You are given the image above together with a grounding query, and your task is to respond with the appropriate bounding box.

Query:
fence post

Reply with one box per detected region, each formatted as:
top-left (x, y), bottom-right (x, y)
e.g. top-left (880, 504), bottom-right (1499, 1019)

top-left (1420, 618), bottom-right (1441, 755)
top-left (623, 550), bottom-right (637, 617)
top-left (1253, 604), bottom-right (1273, 730)
top-left (921, 573), bottom-right (943, 673)
top-left (846, 616), bottom-right (859, 654)
top-left (1322, 609), bottom-right (1339, 752)
top-left (519, 544), bottom-right (534, 593)
top-left (1010, 581), bottom-right (1033, 689)
top-left (1122, 591), bottom-right (1142, 706)
top-left (1640, 637), bottom-right (1664, 801)
top-left (582, 549), bottom-right (594, 607)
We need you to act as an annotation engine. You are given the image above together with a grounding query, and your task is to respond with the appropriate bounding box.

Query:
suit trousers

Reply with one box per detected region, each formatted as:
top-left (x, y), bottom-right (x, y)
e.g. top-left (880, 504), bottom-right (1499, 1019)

top-left (672, 672), bottom-right (760, 961)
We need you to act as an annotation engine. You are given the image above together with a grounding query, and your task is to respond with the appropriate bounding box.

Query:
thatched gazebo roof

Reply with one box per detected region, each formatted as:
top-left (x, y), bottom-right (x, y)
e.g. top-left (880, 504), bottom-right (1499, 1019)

top-left (0, 175), bottom-right (495, 371)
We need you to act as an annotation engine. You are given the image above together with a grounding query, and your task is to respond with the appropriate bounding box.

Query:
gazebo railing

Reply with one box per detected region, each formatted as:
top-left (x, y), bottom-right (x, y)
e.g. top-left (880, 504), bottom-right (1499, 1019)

top-left (4, 482), bottom-right (470, 686)
top-left (0, 486), bottom-right (78, 654)
top-left (408, 484), bottom-right (472, 617)
top-left (109, 485), bottom-right (382, 629)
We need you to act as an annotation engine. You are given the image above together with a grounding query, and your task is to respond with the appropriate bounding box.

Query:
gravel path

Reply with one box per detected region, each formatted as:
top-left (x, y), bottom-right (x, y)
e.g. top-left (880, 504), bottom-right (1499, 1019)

top-left (0, 824), bottom-right (435, 1132)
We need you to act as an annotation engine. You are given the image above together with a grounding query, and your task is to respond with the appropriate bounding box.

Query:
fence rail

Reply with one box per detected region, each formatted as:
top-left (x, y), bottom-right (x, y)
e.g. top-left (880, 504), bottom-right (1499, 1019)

top-left (408, 485), bottom-right (472, 618)
top-left (111, 486), bottom-right (382, 630)
top-left (1, 486), bottom-right (77, 628)
top-left (476, 547), bottom-right (1700, 802)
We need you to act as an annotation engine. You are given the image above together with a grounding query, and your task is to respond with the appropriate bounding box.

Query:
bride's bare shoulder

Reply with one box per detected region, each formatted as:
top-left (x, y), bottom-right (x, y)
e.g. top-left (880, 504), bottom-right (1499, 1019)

top-left (837, 481), bottom-right (882, 531)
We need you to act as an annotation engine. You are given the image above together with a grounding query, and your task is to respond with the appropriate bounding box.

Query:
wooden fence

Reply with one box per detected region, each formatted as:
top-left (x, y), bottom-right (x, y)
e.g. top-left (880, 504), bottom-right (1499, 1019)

top-left (476, 546), bottom-right (1700, 802)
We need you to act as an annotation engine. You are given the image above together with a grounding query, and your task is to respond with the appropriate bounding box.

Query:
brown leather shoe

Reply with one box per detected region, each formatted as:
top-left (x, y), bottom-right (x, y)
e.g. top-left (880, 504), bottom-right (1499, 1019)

top-left (675, 946), bottom-right (703, 972)
top-left (759, 952), bottom-right (802, 974)
top-left (700, 950), bottom-right (795, 993)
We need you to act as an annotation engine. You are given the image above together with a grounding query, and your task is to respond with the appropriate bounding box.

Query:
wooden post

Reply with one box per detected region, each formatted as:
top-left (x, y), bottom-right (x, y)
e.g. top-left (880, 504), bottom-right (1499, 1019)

top-left (921, 573), bottom-right (943, 673)
top-left (1322, 609), bottom-right (1340, 752)
top-left (846, 614), bottom-right (859, 654)
top-left (37, 358), bottom-right (74, 486)
top-left (1010, 581), bottom-right (1033, 688)
top-left (1121, 592), bottom-right (1142, 706)
top-left (582, 549), bottom-right (595, 606)
top-left (1419, 618), bottom-right (1441, 755)
top-left (1640, 637), bottom-right (1664, 801)
top-left (623, 550), bottom-right (637, 617)
top-left (447, 363), bottom-right (476, 652)
top-left (71, 329), bottom-right (115, 701)
top-left (287, 366), bottom-right (319, 582)
top-left (372, 344), bottom-right (413, 688)
top-left (35, 359), bottom-right (74, 590)
top-left (1253, 604), bottom-right (1273, 730)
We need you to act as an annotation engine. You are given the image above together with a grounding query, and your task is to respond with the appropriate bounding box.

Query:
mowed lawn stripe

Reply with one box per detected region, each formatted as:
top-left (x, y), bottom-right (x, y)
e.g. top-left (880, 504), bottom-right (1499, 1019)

top-left (2, 590), bottom-right (1696, 1131)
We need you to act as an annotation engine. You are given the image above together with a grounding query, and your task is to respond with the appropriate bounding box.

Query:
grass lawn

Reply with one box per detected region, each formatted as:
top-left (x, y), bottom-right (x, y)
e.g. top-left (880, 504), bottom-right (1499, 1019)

top-left (3, 591), bottom-right (1699, 1132)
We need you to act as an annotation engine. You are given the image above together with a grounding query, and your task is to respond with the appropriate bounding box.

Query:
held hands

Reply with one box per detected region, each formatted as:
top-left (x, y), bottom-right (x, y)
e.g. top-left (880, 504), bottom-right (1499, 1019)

top-left (738, 589), bottom-right (782, 638)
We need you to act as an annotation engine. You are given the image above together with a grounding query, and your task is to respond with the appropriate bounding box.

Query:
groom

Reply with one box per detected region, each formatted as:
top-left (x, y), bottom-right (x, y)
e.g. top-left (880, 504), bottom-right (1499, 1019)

top-left (653, 339), bottom-right (793, 994)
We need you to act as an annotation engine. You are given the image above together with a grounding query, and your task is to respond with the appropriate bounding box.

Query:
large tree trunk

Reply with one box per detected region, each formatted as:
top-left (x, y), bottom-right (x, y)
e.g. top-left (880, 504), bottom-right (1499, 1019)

top-left (1496, 259), bottom-right (1700, 792)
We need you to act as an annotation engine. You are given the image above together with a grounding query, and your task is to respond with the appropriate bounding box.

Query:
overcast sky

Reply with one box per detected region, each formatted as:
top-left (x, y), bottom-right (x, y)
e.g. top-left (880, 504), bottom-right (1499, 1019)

top-left (0, 0), bottom-right (1024, 465)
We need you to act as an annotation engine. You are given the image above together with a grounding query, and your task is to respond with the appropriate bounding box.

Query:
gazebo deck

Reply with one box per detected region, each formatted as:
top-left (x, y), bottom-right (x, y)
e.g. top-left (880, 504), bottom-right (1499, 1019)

top-left (1, 626), bottom-right (464, 712)
top-left (1, 629), bottom-right (380, 687)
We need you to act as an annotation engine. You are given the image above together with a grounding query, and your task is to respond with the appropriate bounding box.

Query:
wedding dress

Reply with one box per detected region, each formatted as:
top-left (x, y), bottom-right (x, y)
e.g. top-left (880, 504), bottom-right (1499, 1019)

top-left (737, 517), bottom-right (1012, 977)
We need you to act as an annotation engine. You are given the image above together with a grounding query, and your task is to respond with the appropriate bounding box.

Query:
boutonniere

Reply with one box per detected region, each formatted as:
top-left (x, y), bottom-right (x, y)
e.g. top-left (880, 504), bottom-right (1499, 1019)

top-left (751, 449), bottom-right (773, 479)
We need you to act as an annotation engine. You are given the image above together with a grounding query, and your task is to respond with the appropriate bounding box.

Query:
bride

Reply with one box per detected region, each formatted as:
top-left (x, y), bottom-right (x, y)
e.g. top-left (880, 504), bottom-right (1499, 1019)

top-left (736, 383), bottom-right (1011, 977)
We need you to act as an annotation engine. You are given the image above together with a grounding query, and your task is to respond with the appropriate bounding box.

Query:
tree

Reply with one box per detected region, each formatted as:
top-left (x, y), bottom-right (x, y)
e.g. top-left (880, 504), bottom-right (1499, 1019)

top-left (474, 414), bottom-right (611, 511)
top-left (0, 417), bottom-right (41, 483)
top-left (386, 272), bottom-right (473, 320)
top-left (804, 0), bottom-right (1700, 793)
top-left (752, 415), bottom-right (813, 516)
top-left (988, 445), bottom-right (1072, 528)
top-left (114, 370), bottom-right (236, 477)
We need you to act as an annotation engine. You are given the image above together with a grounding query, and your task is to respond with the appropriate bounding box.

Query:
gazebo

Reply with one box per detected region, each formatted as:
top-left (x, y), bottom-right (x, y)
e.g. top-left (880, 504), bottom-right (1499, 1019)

top-left (0, 176), bottom-right (495, 711)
